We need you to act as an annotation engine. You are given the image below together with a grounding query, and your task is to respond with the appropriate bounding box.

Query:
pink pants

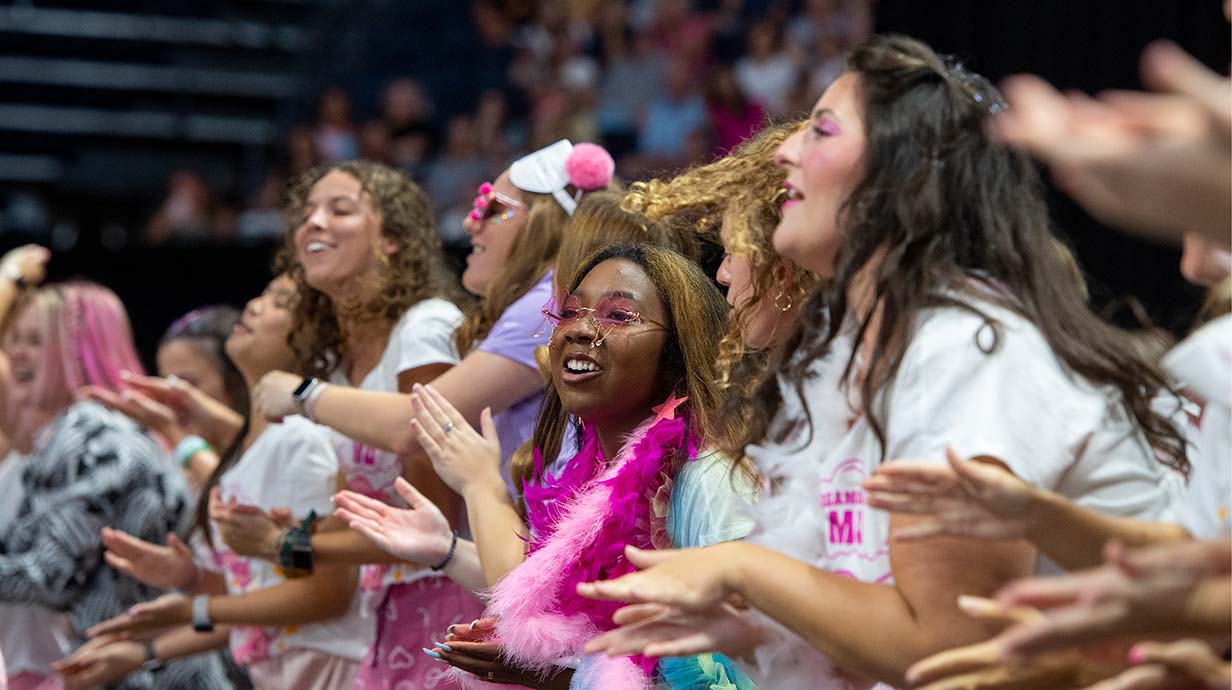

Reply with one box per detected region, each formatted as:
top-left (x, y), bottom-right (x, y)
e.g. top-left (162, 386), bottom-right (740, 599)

top-left (7, 672), bottom-right (60, 690)
top-left (351, 576), bottom-right (485, 690)
top-left (247, 648), bottom-right (359, 690)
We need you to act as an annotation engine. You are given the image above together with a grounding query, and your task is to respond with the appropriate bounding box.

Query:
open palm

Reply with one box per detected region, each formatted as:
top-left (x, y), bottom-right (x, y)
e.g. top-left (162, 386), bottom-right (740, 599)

top-left (335, 476), bottom-right (454, 566)
top-left (864, 447), bottom-right (1037, 541)
top-left (101, 526), bottom-right (199, 590)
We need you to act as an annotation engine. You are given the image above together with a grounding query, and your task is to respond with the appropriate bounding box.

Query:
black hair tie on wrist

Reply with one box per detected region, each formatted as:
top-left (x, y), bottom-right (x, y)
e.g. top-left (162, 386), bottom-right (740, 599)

top-left (431, 530), bottom-right (459, 571)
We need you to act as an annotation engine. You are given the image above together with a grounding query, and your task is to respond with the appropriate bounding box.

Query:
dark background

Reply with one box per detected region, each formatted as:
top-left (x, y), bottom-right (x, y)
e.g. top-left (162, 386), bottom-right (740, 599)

top-left (1, 0), bottom-right (1227, 369)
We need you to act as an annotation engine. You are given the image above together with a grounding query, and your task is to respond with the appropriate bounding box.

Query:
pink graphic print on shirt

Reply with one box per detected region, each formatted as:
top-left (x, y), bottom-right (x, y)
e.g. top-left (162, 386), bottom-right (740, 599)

top-left (818, 457), bottom-right (892, 583)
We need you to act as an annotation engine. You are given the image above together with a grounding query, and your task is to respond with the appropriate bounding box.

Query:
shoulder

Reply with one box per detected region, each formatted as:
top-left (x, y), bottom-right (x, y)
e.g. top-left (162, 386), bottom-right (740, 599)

top-left (496, 272), bottom-right (554, 325)
top-left (395, 298), bottom-right (465, 333)
top-left (673, 449), bottom-right (757, 504)
top-left (899, 297), bottom-right (1067, 390)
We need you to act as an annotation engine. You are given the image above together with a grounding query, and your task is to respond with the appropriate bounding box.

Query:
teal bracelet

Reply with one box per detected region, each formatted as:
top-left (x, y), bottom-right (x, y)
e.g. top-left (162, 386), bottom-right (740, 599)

top-left (173, 435), bottom-right (211, 469)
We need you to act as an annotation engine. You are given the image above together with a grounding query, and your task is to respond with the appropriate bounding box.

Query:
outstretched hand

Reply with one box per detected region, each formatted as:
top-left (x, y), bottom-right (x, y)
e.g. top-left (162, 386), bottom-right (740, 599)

top-left (211, 487), bottom-right (293, 560)
top-left (408, 383), bottom-right (503, 496)
top-left (864, 447), bottom-right (1038, 542)
top-left (334, 476), bottom-right (454, 566)
top-left (995, 540), bottom-right (1231, 657)
top-left (577, 544), bottom-right (738, 612)
top-left (906, 596), bottom-right (1124, 690)
top-left (118, 371), bottom-right (244, 449)
top-left (87, 593), bottom-right (192, 638)
top-left (0, 244), bottom-right (50, 287)
top-left (79, 386), bottom-right (180, 446)
top-left (101, 527), bottom-right (200, 591)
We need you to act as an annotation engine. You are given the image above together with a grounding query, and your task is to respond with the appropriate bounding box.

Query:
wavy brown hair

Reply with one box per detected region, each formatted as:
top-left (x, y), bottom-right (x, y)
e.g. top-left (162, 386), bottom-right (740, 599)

top-left (526, 244), bottom-right (734, 488)
top-left (274, 161), bottom-right (466, 378)
top-left (625, 121), bottom-right (819, 456)
top-left (770, 35), bottom-right (1188, 475)
top-left (453, 191), bottom-right (567, 356)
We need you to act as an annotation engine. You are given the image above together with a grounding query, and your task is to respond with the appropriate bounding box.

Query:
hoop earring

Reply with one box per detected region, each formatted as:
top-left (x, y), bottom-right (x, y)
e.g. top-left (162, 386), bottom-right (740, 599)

top-left (774, 291), bottom-right (793, 312)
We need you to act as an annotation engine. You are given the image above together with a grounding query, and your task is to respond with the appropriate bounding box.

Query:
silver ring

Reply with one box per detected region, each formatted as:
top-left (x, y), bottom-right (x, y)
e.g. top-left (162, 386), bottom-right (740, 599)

top-left (442, 422), bottom-right (455, 435)
top-left (487, 672), bottom-right (494, 681)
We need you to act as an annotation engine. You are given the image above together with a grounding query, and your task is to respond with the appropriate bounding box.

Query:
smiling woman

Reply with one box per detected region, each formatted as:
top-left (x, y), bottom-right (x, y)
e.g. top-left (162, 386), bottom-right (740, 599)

top-left (396, 244), bottom-right (759, 690)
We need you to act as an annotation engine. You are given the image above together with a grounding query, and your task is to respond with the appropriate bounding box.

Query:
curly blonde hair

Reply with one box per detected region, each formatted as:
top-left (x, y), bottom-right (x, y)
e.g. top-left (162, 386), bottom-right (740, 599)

top-left (624, 121), bottom-right (818, 454)
top-left (275, 161), bottom-right (468, 378)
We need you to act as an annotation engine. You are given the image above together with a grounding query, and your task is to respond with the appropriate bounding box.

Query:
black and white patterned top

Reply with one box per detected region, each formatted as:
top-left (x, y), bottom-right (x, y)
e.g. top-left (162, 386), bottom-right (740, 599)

top-left (0, 401), bottom-right (232, 690)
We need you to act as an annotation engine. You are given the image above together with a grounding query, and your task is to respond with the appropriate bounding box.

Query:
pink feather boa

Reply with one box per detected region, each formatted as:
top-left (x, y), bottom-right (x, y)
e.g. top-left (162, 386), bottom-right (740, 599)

top-left (454, 413), bottom-right (699, 690)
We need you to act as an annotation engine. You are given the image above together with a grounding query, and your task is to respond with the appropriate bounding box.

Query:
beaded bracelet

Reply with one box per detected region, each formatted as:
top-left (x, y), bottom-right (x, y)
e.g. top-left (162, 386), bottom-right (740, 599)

top-left (173, 435), bottom-right (211, 469)
top-left (431, 530), bottom-right (459, 571)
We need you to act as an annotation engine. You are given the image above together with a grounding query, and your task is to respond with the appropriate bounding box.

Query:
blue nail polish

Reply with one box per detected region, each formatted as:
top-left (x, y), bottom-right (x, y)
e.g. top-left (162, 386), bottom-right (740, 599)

top-left (422, 648), bottom-right (442, 659)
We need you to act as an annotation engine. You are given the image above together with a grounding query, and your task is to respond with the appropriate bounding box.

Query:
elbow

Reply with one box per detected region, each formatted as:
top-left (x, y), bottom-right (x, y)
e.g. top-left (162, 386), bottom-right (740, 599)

top-left (389, 428), bottom-right (420, 460)
top-left (321, 587), bottom-right (355, 620)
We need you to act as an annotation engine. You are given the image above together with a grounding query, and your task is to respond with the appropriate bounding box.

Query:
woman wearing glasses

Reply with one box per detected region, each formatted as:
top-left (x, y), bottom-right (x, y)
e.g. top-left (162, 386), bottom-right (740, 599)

top-left (336, 244), bottom-right (759, 689)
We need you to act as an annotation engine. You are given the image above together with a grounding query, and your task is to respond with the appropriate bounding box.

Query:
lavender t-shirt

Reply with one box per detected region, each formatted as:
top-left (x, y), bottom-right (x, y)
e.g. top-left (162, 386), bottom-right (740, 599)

top-left (477, 271), bottom-right (553, 497)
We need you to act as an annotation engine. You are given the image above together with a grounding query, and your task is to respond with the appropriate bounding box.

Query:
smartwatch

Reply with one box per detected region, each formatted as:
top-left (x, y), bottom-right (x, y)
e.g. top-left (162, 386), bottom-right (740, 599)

top-left (291, 377), bottom-right (320, 414)
top-left (140, 639), bottom-right (164, 673)
top-left (279, 510), bottom-right (317, 573)
top-left (191, 594), bottom-right (214, 633)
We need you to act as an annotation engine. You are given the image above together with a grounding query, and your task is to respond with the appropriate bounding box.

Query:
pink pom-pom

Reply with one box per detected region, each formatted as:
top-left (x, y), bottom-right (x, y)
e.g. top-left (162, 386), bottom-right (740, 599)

top-left (565, 143), bottom-right (615, 191)
top-left (473, 195), bottom-right (488, 209)
top-left (478, 182), bottom-right (493, 195)
top-left (469, 209), bottom-right (482, 221)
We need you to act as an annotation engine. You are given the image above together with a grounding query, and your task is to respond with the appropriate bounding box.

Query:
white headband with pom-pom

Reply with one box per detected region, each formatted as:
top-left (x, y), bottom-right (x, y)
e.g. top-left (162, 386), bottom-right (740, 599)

top-left (509, 139), bottom-right (615, 216)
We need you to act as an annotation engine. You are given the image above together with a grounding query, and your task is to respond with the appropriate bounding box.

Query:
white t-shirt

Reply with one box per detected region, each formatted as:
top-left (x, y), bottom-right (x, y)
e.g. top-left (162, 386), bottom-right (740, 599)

top-left (201, 416), bottom-right (371, 665)
top-left (328, 298), bottom-right (462, 599)
top-left (0, 453), bottom-right (71, 677)
top-left (1164, 314), bottom-right (1232, 538)
top-left (742, 300), bottom-right (1182, 690)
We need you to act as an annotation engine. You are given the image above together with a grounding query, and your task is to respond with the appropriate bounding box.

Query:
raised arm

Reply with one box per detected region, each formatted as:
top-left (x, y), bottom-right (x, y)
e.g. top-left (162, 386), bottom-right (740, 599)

top-left (253, 351), bottom-right (543, 457)
top-left (863, 448), bottom-right (1190, 570)
top-left (581, 513), bottom-right (1037, 688)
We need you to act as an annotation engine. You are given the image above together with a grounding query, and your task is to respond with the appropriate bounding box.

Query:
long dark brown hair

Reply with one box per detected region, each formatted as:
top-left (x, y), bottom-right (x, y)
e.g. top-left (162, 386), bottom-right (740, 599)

top-left (770, 35), bottom-right (1188, 475)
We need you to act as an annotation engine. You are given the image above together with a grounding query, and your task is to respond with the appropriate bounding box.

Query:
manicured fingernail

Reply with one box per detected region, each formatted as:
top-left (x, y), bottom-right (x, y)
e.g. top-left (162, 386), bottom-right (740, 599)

top-left (1128, 645), bottom-right (1146, 665)
top-left (434, 641), bottom-right (452, 652)
top-left (469, 619), bottom-right (478, 630)
top-left (446, 624), bottom-right (456, 634)
top-left (422, 648), bottom-right (441, 659)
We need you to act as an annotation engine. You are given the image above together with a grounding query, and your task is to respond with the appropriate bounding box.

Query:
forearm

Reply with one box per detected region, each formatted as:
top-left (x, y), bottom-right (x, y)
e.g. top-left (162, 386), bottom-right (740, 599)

top-left (462, 481), bottom-right (528, 587)
top-left (1025, 490), bottom-right (1191, 570)
top-left (727, 543), bottom-right (1008, 686)
top-left (198, 403), bottom-right (244, 452)
top-left (312, 527), bottom-right (405, 566)
top-left (153, 624), bottom-right (231, 661)
top-left (313, 387), bottom-right (410, 455)
top-left (209, 563), bottom-right (358, 626)
top-left (439, 538), bottom-right (489, 593)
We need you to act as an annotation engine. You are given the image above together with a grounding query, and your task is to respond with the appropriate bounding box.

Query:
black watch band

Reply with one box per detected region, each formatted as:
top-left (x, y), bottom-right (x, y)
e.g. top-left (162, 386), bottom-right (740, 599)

top-left (291, 377), bottom-right (320, 412)
top-left (279, 510), bottom-right (317, 572)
